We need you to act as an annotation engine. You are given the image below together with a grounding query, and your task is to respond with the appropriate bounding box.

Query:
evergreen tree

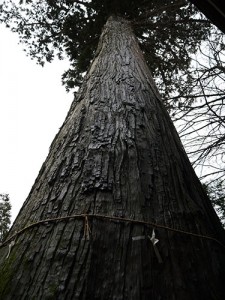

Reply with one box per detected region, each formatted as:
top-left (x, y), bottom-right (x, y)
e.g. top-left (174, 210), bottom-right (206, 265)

top-left (0, 194), bottom-right (11, 243)
top-left (0, 0), bottom-right (211, 96)
top-left (0, 1), bottom-right (225, 299)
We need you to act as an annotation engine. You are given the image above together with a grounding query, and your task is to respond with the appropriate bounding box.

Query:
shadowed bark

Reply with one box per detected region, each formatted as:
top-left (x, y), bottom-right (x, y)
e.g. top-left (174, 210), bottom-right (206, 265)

top-left (0, 16), bottom-right (225, 300)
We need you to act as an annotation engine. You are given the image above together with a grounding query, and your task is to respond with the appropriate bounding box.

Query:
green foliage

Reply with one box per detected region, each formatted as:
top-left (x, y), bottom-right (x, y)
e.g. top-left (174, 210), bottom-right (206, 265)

top-left (0, 194), bottom-right (11, 242)
top-left (203, 181), bottom-right (225, 226)
top-left (0, 0), bottom-right (212, 95)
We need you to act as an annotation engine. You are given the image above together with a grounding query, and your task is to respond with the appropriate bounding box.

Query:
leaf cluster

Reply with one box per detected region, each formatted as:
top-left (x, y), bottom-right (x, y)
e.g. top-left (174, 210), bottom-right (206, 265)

top-left (0, 194), bottom-right (11, 243)
top-left (0, 0), bottom-right (211, 93)
top-left (203, 181), bottom-right (225, 226)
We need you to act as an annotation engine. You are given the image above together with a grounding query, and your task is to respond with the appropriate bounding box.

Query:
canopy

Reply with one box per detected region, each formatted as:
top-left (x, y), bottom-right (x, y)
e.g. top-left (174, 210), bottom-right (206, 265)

top-left (190, 0), bottom-right (225, 33)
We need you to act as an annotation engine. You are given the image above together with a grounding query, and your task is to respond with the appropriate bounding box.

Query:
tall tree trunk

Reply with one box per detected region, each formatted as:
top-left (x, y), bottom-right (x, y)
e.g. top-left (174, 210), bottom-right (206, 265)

top-left (0, 16), bottom-right (225, 300)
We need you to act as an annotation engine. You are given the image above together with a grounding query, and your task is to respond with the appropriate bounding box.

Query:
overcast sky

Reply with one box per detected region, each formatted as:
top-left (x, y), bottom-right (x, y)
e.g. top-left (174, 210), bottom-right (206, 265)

top-left (0, 24), bottom-right (73, 222)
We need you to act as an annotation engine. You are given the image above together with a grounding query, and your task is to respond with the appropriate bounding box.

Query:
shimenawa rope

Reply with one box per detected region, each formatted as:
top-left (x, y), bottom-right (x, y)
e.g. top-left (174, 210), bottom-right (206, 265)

top-left (0, 213), bottom-right (224, 250)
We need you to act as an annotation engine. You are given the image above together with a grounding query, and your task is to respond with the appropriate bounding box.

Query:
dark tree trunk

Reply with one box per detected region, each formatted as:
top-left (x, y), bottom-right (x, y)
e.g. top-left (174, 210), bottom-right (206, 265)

top-left (0, 16), bottom-right (225, 300)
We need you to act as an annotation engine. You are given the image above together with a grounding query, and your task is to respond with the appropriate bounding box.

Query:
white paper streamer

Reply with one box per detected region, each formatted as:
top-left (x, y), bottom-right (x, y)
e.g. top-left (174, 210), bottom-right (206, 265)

top-left (149, 229), bottom-right (163, 264)
top-left (132, 235), bottom-right (146, 241)
top-left (6, 240), bottom-right (15, 259)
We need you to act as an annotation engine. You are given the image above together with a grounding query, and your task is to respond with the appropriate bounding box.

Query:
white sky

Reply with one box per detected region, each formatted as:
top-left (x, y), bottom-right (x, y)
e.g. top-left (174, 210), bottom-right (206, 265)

top-left (0, 25), bottom-right (73, 222)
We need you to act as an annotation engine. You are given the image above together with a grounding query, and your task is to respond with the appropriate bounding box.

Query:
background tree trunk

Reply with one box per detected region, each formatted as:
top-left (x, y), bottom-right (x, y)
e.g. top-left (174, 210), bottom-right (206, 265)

top-left (0, 16), bottom-right (225, 300)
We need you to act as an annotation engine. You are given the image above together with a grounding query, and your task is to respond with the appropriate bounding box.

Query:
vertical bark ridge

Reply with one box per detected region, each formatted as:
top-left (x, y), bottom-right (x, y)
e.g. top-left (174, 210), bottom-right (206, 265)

top-left (0, 16), bottom-right (225, 299)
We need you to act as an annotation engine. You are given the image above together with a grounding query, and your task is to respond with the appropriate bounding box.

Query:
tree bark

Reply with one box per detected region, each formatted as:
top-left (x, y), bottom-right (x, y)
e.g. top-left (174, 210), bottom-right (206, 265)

top-left (0, 16), bottom-right (225, 300)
